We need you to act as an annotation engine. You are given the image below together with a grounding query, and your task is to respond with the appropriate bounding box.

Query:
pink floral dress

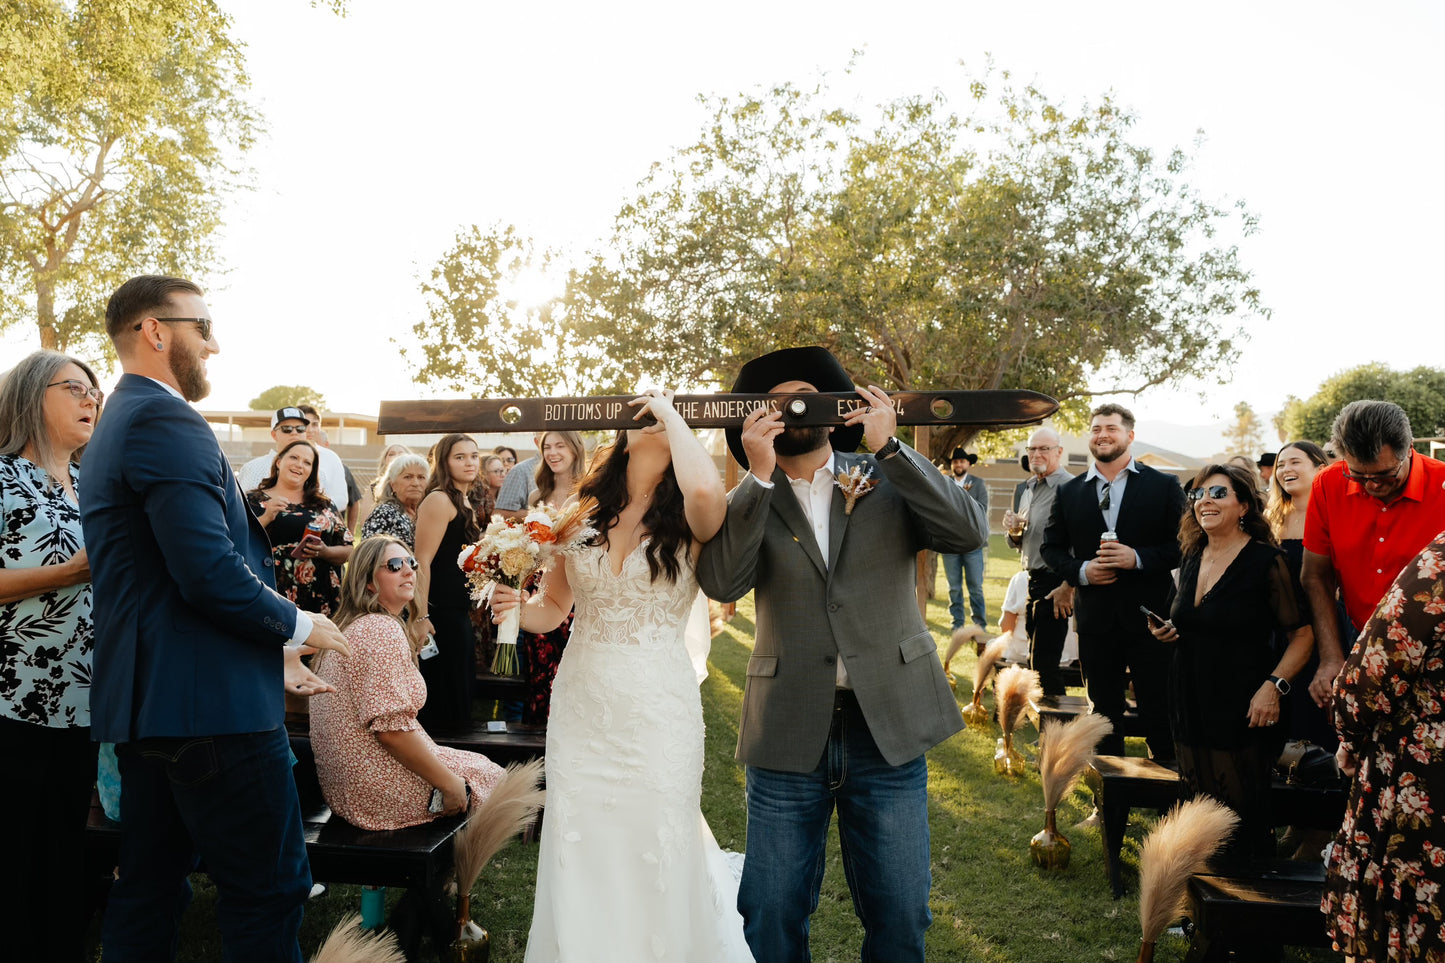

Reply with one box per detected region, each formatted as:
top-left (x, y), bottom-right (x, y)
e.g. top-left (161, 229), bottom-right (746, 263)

top-left (1322, 531), bottom-right (1445, 961)
top-left (309, 613), bottom-right (504, 830)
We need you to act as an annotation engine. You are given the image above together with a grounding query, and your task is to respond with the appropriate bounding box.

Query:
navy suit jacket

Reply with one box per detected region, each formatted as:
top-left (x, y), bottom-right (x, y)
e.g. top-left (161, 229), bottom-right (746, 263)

top-left (82, 374), bottom-right (299, 743)
top-left (1039, 461), bottom-right (1186, 635)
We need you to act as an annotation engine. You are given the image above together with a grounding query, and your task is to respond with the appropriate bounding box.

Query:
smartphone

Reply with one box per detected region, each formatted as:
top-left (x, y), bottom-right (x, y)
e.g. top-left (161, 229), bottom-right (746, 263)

top-left (428, 781), bottom-right (471, 814)
top-left (289, 533), bottom-right (322, 559)
top-left (1138, 604), bottom-right (1168, 627)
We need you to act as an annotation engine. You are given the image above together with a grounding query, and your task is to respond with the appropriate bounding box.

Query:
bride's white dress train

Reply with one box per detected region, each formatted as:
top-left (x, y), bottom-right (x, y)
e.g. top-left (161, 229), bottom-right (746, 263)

top-left (524, 543), bottom-right (753, 963)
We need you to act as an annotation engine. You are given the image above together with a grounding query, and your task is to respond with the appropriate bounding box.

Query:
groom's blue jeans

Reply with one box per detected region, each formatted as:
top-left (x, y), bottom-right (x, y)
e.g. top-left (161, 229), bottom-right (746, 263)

top-left (739, 690), bottom-right (932, 963)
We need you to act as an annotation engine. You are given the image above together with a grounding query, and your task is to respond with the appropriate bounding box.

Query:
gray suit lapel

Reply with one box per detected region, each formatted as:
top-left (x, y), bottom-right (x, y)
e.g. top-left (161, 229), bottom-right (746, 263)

top-left (827, 453), bottom-right (854, 571)
top-left (769, 466), bottom-right (828, 577)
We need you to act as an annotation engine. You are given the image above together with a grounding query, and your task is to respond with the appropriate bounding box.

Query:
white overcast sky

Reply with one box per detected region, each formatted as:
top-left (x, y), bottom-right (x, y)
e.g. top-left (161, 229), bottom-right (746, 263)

top-left (7, 0), bottom-right (1442, 451)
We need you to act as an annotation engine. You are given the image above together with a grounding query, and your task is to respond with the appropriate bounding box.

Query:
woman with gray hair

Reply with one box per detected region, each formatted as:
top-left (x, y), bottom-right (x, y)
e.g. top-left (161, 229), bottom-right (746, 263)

top-left (0, 349), bottom-right (103, 961)
top-left (360, 451), bottom-right (429, 548)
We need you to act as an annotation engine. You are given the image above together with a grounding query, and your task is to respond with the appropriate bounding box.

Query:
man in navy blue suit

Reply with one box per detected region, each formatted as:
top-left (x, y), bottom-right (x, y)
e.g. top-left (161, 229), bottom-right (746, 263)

top-left (82, 275), bottom-right (351, 962)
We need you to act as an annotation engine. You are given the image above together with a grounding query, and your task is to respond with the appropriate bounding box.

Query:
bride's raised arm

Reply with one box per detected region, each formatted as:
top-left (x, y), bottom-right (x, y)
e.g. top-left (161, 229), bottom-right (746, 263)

top-left (632, 389), bottom-right (726, 543)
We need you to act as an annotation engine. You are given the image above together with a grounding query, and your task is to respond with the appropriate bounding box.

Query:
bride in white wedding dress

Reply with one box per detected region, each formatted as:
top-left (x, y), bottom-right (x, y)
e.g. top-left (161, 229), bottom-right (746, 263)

top-left (492, 390), bottom-right (754, 963)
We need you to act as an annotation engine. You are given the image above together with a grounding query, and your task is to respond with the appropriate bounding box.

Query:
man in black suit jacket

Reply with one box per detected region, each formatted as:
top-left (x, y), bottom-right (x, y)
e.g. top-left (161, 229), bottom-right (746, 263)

top-left (1041, 404), bottom-right (1186, 759)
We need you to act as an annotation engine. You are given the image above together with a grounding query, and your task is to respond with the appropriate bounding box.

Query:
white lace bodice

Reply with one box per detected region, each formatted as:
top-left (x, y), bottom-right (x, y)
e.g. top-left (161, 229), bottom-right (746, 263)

top-left (567, 541), bottom-right (699, 649)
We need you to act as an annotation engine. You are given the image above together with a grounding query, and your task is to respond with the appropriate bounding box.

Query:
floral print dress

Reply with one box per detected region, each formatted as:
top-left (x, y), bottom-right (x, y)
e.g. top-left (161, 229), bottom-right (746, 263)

top-left (1322, 531), bottom-right (1445, 962)
top-left (246, 491), bottom-right (351, 616)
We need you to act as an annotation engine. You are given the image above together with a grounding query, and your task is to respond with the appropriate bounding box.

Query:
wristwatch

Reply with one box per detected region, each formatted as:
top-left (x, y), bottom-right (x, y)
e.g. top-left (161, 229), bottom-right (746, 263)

top-left (875, 437), bottom-right (902, 460)
top-left (1267, 675), bottom-right (1291, 695)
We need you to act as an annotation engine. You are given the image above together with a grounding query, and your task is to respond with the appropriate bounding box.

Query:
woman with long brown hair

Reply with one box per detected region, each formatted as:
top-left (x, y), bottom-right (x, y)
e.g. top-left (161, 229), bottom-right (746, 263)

top-left (529, 430), bottom-right (586, 508)
top-left (413, 433), bottom-right (482, 727)
top-left (247, 439), bottom-right (353, 616)
top-left (491, 389), bottom-right (750, 961)
top-left (1148, 463), bottom-right (1314, 865)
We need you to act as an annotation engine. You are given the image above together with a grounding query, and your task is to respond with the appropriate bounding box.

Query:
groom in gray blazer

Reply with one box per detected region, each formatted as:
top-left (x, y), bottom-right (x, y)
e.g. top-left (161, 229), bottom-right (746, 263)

top-left (697, 346), bottom-right (985, 963)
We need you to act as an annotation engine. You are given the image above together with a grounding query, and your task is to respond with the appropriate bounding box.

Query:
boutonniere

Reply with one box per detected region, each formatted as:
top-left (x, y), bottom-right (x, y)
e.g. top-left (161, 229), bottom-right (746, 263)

top-left (836, 465), bottom-right (876, 515)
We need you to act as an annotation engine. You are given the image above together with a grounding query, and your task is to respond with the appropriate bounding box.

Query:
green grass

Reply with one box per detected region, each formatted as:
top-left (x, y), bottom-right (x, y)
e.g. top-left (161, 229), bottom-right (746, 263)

top-left (116, 537), bottom-right (1339, 961)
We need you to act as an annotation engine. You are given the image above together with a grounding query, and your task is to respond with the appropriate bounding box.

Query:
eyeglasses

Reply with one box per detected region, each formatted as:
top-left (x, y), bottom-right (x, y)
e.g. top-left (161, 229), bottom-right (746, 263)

top-left (383, 556), bottom-right (419, 573)
top-left (1025, 445), bottom-right (1060, 454)
top-left (1187, 485), bottom-right (1232, 503)
top-left (275, 425), bottom-right (308, 435)
top-left (1342, 454), bottom-right (1409, 485)
top-left (133, 317), bottom-right (214, 341)
top-left (47, 380), bottom-right (104, 405)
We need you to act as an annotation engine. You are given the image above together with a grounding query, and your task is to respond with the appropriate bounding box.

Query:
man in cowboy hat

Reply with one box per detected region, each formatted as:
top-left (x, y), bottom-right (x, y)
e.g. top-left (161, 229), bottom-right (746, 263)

top-left (697, 346), bottom-right (986, 963)
top-left (941, 446), bottom-right (990, 633)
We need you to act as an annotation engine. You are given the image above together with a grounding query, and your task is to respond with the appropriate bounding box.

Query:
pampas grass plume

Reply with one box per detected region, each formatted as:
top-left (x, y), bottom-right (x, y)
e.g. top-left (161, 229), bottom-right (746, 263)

top-left (971, 635), bottom-right (1011, 703)
top-left (309, 914), bottom-right (405, 963)
top-left (995, 664), bottom-right (1042, 734)
top-left (1038, 713), bottom-right (1113, 812)
top-left (1137, 797), bottom-right (1240, 944)
top-left (454, 758), bottom-right (546, 895)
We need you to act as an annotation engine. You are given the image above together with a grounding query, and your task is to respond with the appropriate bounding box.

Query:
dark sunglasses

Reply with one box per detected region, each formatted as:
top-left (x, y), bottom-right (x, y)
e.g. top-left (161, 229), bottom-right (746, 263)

top-left (275, 424), bottom-right (309, 435)
top-left (133, 317), bottom-right (214, 341)
top-left (1187, 484), bottom-right (1232, 503)
top-left (47, 379), bottom-right (104, 405)
top-left (383, 556), bottom-right (419, 573)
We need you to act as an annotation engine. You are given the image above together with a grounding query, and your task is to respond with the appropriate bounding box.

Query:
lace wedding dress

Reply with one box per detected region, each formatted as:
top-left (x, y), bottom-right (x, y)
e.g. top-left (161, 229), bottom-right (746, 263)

top-left (524, 542), bottom-right (754, 963)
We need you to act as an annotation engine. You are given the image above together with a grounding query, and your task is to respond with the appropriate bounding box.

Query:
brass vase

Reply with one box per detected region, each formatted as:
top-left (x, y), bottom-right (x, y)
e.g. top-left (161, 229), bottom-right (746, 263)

top-left (445, 894), bottom-right (491, 963)
top-left (994, 734), bottom-right (1024, 775)
top-left (962, 695), bottom-right (990, 730)
top-left (1029, 808), bottom-right (1072, 869)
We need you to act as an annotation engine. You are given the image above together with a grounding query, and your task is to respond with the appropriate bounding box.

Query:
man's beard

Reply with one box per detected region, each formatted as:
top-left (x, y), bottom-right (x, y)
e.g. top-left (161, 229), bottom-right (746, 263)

top-left (1089, 442), bottom-right (1125, 464)
top-left (773, 425), bottom-right (831, 457)
top-left (169, 339), bottom-right (211, 402)
top-left (951, 466), bottom-right (967, 478)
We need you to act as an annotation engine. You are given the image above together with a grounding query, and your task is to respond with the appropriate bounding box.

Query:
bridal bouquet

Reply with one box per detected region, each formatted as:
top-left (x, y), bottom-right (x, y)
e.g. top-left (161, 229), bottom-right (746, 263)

top-left (458, 498), bottom-right (598, 676)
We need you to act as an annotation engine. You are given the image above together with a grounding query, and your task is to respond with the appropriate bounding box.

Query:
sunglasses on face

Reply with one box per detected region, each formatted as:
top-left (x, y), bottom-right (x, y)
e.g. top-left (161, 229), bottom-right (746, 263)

top-left (47, 379), bottom-right (104, 405)
top-left (276, 425), bottom-right (309, 435)
top-left (383, 556), bottom-right (419, 573)
top-left (133, 317), bottom-right (214, 341)
top-left (1187, 485), bottom-right (1232, 503)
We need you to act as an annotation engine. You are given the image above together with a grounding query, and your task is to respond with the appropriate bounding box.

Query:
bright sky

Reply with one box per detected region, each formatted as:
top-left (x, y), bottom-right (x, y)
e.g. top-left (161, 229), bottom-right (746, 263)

top-left (7, 0), bottom-right (1443, 453)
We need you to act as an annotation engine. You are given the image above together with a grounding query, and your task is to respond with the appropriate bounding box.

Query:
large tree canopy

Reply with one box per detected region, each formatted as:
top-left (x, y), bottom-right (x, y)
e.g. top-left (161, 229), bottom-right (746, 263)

top-left (249, 385), bottom-right (326, 412)
top-left (1279, 363), bottom-right (1445, 448)
top-left (411, 65), bottom-right (1265, 456)
top-left (0, 0), bottom-right (259, 359)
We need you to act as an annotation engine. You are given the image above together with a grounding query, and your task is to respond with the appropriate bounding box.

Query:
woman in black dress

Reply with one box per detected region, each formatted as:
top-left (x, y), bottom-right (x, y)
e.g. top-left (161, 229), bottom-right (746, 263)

top-left (247, 440), bottom-right (352, 616)
top-left (412, 433), bottom-right (482, 727)
top-left (1148, 463), bottom-right (1315, 861)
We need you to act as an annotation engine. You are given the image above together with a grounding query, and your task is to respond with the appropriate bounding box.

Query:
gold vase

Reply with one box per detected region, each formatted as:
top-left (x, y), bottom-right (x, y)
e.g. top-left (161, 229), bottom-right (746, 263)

top-left (1029, 808), bottom-right (1072, 869)
top-left (962, 696), bottom-right (990, 730)
top-left (1136, 939), bottom-right (1156, 963)
top-left (994, 734), bottom-right (1024, 775)
top-left (445, 894), bottom-right (491, 963)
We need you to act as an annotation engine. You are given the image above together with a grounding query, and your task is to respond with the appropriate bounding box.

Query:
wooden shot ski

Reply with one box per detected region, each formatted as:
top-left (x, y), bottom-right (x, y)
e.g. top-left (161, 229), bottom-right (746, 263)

top-left (378, 390), bottom-right (1058, 434)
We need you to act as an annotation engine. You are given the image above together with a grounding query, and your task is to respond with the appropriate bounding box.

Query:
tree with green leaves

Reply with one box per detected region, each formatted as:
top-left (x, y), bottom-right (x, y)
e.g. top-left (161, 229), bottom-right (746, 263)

top-left (1223, 401), bottom-right (1265, 458)
top-left (410, 64), bottom-right (1265, 458)
top-left (0, 0), bottom-right (259, 360)
top-left (249, 385), bottom-right (326, 412)
top-left (1278, 363), bottom-right (1445, 448)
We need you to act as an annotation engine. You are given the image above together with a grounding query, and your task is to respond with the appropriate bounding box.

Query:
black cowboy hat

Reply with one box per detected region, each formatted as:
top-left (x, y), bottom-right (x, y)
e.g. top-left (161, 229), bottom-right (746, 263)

top-left (1257, 452), bottom-right (1277, 468)
top-left (724, 346), bottom-right (864, 469)
top-left (949, 447), bottom-right (978, 465)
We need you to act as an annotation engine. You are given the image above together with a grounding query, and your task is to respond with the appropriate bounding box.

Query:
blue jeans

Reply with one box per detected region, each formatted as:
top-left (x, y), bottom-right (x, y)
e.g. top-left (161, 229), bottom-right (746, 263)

top-left (104, 728), bottom-right (310, 963)
top-left (739, 692), bottom-right (932, 963)
top-left (942, 548), bottom-right (987, 630)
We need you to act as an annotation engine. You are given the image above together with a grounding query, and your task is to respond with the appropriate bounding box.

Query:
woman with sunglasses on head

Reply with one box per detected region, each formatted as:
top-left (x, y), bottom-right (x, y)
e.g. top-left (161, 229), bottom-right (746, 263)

top-left (0, 350), bottom-right (103, 962)
top-left (246, 439), bottom-right (353, 617)
top-left (308, 535), bottom-right (513, 830)
top-left (1148, 465), bottom-right (1315, 872)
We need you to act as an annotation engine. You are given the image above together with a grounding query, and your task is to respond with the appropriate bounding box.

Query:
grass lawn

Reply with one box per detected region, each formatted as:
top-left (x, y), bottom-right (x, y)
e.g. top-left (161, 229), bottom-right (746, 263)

top-left (132, 537), bottom-right (1340, 961)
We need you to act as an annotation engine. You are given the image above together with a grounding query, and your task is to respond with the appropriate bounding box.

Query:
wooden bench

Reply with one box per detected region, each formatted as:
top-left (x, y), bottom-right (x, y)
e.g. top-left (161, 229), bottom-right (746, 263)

top-left (996, 657), bottom-right (1084, 689)
top-left (1084, 755), bottom-right (1348, 899)
top-left (1036, 695), bottom-right (1146, 738)
top-left (474, 670), bottom-right (529, 702)
top-left (427, 721), bottom-right (547, 765)
top-left (1185, 860), bottom-right (1331, 961)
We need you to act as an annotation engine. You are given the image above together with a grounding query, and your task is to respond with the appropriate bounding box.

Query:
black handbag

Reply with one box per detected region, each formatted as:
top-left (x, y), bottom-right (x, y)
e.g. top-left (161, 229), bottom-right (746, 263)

top-left (1275, 739), bottom-right (1342, 788)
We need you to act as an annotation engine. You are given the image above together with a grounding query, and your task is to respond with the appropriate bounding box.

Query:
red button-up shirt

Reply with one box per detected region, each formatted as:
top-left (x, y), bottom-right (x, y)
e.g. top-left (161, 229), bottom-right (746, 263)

top-left (1303, 452), bottom-right (1445, 630)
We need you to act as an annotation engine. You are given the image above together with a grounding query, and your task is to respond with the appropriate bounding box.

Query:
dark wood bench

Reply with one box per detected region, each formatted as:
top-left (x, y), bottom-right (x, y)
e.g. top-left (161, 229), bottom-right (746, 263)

top-left (1036, 694), bottom-right (1146, 737)
top-left (427, 721), bottom-right (547, 764)
top-left (1084, 755), bottom-right (1348, 898)
top-left (996, 657), bottom-right (1084, 689)
top-left (474, 670), bottom-right (529, 702)
top-left (1185, 860), bottom-right (1331, 961)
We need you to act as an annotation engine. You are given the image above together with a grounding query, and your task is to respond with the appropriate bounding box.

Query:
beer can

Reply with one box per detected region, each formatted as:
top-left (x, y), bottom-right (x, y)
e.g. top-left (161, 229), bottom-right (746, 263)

top-left (1100, 530), bottom-right (1118, 543)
